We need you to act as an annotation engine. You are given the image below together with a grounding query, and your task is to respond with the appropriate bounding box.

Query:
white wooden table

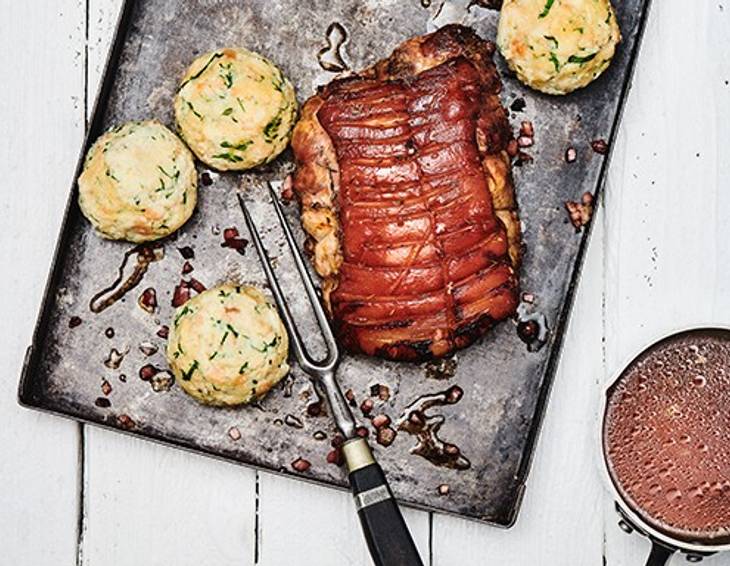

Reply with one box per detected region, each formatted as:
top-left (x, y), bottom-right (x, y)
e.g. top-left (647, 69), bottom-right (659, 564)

top-left (2, 2), bottom-right (729, 564)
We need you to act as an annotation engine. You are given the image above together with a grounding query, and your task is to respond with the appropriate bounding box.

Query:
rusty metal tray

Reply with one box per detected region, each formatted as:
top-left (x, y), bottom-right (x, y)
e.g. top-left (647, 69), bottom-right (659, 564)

top-left (18, 0), bottom-right (651, 526)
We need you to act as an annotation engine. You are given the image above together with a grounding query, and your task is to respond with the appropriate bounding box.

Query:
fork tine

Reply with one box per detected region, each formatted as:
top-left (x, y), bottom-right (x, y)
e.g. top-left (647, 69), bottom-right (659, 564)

top-left (237, 193), bottom-right (313, 366)
top-left (267, 182), bottom-right (339, 362)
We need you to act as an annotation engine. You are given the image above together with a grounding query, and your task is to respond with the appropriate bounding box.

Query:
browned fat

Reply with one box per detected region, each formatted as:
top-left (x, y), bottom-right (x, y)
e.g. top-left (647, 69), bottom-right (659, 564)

top-left (603, 330), bottom-right (730, 545)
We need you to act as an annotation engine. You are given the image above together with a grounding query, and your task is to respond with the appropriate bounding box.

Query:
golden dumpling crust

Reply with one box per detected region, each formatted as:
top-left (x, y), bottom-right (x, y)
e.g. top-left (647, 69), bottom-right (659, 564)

top-left (497, 0), bottom-right (621, 95)
top-left (78, 120), bottom-right (197, 242)
top-left (174, 48), bottom-right (298, 171)
top-left (167, 284), bottom-right (289, 407)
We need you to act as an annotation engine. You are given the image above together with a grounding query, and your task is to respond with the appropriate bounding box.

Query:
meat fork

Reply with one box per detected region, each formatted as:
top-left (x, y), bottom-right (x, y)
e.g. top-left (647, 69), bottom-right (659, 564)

top-left (238, 184), bottom-right (424, 566)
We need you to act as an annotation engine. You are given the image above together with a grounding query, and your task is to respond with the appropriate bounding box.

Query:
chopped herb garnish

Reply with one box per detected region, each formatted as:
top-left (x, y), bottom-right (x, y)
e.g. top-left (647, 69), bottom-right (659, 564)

top-left (209, 351), bottom-right (218, 360)
top-left (174, 305), bottom-right (192, 326)
top-left (182, 360), bottom-right (199, 381)
top-left (263, 111), bottom-right (283, 143)
top-left (185, 100), bottom-right (203, 119)
top-left (219, 62), bottom-right (234, 88)
top-left (220, 140), bottom-right (252, 151)
top-left (226, 323), bottom-right (240, 338)
top-left (178, 52), bottom-right (224, 91)
top-left (238, 362), bottom-right (249, 374)
top-left (220, 330), bottom-right (230, 346)
top-left (544, 35), bottom-right (559, 49)
top-left (222, 107), bottom-right (234, 116)
top-left (236, 97), bottom-right (246, 113)
top-left (212, 152), bottom-right (244, 162)
top-left (568, 52), bottom-right (598, 64)
top-left (538, 0), bottom-right (555, 18)
top-left (549, 52), bottom-right (561, 72)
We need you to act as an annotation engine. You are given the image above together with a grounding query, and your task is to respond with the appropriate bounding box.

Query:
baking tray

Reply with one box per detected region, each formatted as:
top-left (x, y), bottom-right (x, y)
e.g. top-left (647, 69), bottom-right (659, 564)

top-left (19, 0), bottom-right (651, 526)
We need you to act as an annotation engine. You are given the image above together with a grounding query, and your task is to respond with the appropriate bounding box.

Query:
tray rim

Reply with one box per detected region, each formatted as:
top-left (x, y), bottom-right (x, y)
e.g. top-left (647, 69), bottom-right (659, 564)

top-left (18, 0), bottom-right (654, 528)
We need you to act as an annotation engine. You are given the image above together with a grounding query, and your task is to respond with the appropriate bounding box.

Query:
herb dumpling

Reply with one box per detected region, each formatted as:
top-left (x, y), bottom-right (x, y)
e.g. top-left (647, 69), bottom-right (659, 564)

top-left (78, 120), bottom-right (197, 242)
top-left (167, 284), bottom-right (289, 407)
top-left (497, 0), bottom-right (621, 95)
top-left (174, 48), bottom-right (298, 171)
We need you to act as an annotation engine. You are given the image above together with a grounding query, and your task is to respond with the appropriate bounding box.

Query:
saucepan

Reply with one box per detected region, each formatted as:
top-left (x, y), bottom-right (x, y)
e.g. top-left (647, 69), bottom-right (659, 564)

top-left (598, 326), bottom-right (730, 565)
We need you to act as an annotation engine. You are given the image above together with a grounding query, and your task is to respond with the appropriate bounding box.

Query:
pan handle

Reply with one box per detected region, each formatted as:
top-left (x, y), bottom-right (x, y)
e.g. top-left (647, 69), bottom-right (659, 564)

top-left (342, 438), bottom-right (424, 566)
top-left (645, 542), bottom-right (674, 566)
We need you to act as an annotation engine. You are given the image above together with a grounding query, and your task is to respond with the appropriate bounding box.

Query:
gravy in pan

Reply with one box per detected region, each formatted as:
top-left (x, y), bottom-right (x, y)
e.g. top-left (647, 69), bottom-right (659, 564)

top-left (603, 329), bottom-right (730, 544)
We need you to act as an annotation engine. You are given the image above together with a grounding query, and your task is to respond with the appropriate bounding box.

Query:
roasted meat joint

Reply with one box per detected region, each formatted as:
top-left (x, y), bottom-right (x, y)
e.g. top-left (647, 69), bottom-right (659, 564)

top-left (292, 25), bottom-right (520, 361)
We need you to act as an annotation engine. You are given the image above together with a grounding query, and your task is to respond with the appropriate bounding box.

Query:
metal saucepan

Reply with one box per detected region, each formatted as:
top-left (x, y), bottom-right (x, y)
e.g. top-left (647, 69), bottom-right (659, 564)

top-left (598, 326), bottom-right (730, 565)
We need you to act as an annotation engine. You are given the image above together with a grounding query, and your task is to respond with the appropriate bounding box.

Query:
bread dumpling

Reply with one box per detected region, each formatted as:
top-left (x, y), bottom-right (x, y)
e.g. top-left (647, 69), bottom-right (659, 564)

top-left (174, 48), bottom-right (298, 171)
top-left (167, 284), bottom-right (289, 407)
top-left (497, 0), bottom-right (621, 95)
top-left (78, 120), bottom-right (197, 242)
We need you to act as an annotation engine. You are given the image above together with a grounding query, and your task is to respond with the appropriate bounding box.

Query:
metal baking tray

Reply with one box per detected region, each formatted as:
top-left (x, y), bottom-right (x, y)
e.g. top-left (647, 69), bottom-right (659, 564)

top-left (19, 0), bottom-right (651, 526)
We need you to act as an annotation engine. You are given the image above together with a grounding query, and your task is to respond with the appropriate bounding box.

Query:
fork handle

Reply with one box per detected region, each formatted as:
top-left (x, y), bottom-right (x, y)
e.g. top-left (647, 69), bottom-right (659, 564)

top-left (342, 438), bottom-right (424, 566)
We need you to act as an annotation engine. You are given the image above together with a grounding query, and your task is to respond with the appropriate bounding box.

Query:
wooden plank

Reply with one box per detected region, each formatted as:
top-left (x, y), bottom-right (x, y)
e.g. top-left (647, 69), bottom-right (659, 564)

top-left (0, 1), bottom-right (86, 563)
top-left (78, 2), bottom-right (257, 564)
top-left (257, 472), bottom-right (431, 565)
top-left (602, 1), bottom-right (730, 564)
top-left (430, 211), bottom-right (606, 564)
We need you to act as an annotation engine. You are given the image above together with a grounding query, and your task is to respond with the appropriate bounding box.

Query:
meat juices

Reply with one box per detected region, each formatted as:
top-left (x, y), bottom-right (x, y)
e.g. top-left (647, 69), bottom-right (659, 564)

top-left (603, 330), bottom-right (730, 544)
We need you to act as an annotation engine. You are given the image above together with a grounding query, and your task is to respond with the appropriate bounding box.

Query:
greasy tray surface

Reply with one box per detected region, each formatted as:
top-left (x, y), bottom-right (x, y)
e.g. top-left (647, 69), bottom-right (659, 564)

top-left (20, 0), bottom-right (650, 525)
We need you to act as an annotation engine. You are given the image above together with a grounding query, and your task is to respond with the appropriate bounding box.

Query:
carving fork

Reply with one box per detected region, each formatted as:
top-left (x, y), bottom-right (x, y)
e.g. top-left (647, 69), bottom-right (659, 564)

top-left (238, 184), bottom-right (424, 566)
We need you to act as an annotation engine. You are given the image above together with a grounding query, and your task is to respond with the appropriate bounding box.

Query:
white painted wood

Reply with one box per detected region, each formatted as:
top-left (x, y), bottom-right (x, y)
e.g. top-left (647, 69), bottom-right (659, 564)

top-left (257, 473), bottom-right (431, 566)
top-left (431, 210), bottom-right (606, 565)
top-left (0, 2), bottom-right (86, 564)
top-left (603, 2), bottom-right (730, 564)
top-left (78, 2), bottom-right (258, 565)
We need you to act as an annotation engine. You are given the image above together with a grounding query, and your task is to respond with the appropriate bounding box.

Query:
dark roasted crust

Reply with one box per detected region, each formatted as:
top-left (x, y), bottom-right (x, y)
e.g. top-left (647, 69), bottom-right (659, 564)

top-left (291, 24), bottom-right (520, 361)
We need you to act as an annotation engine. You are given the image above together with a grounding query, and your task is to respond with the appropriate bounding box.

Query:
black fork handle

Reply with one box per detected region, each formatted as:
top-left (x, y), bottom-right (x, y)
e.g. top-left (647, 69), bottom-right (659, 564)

top-left (342, 438), bottom-right (424, 566)
top-left (645, 542), bottom-right (674, 566)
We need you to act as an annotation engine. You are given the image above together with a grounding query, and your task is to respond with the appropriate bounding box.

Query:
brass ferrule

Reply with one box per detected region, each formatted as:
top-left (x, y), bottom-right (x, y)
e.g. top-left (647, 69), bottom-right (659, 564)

top-left (341, 437), bottom-right (375, 473)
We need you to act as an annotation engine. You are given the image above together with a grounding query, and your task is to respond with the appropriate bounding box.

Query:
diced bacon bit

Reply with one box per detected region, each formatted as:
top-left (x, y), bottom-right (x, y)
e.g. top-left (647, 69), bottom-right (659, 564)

top-left (326, 448), bottom-right (344, 466)
top-left (521, 292), bottom-right (535, 304)
top-left (510, 97), bottom-right (526, 112)
top-left (591, 138), bottom-right (609, 154)
top-left (519, 120), bottom-right (534, 138)
top-left (95, 397), bottom-right (111, 408)
top-left (517, 136), bottom-right (533, 148)
top-left (138, 287), bottom-right (157, 313)
top-left (515, 151), bottom-right (533, 167)
top-left (116, 414), bottom-right (135, 430)
top-left (360, 398), bottom-right (374, 415)
top-left (376, 427), bottom-right (396, 447)
top-left (306, 401), bottom-right (323, 417)
top-left (331, 434), bottom-right (345, 448)
top-left (172, 280), bottom-right (191, 307)
top-left (178, 246), bottom-right (195, 259)
top-left (221, 227), bottom-right (249, 255)
top-left (157, 325), bottom-right (169, 339)
top-left (101, 379), bottom-right (112, 396)
top-left (228, 426), bottom-right (242, 441)
top-left (437, 484), bottom-right (450, 496)
top-left (182, 261), bottom-right (194, 274)
top-left (223, 227), bottom-right (239, 241)
top-left (69, 316), bottom-right (82, 328)
top-left (291, 457), bottom-right (312, 472)
top-left (564, 192), bottom-right (595, 231)
top-left (281, 175), bottom-right (295, 202)
top-left (355, 426), bottom-right (369, 438)
top-left (188, 278), bottom-right (206, 294)
top-left (200, 171), bottom-right (213, 186)
top-left (565, 146), bottom-right (577, 163)
top-left (506, 139), bottom-right (519, 158)
top-left (372, 414), bottom-right (391, 429)
top-left (344, 388), bottom-right (356, 407)
top-left (139, 364), bottom-right (157, 381)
